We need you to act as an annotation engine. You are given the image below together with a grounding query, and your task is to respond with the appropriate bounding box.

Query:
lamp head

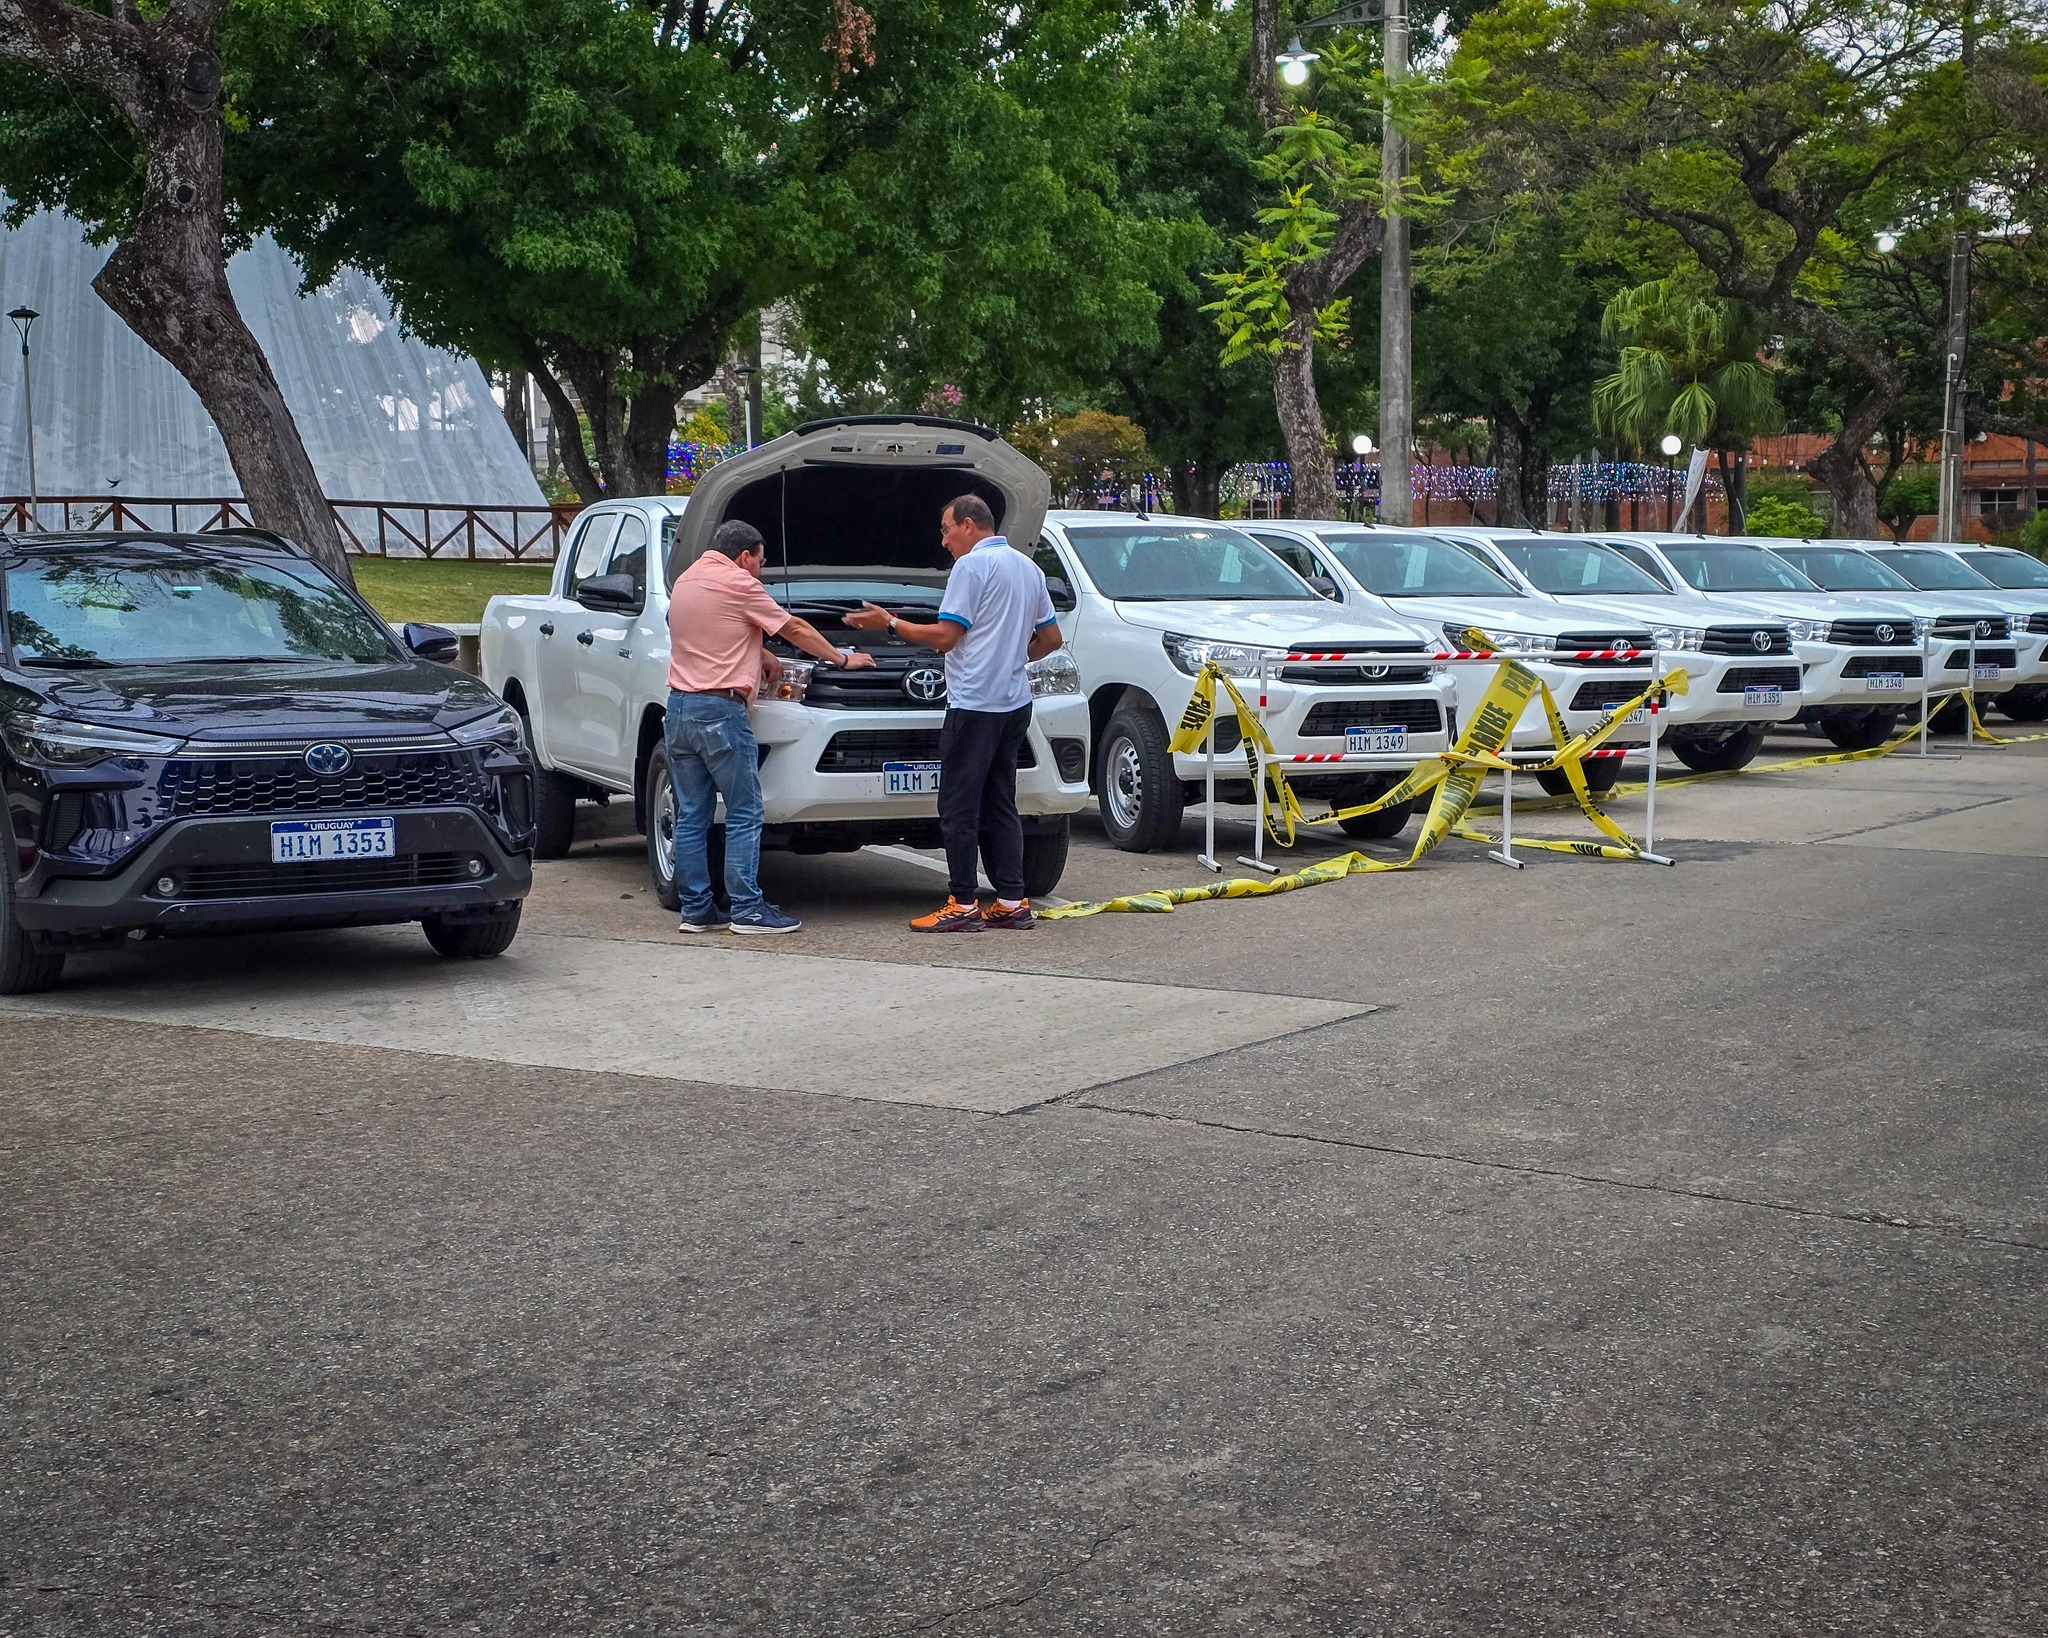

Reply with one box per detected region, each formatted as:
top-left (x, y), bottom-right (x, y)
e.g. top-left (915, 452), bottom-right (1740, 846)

top-left (8, 306), bottom-right (37, 344)
top-left (1659, 433), bottom-right (1683, 457)
top-left (1277, 37), bottom-right (1319, 86)
top-left (1352, 434), bottom-right (1375, 455)
top-left (1875, 231), bottom-right (1898, 254)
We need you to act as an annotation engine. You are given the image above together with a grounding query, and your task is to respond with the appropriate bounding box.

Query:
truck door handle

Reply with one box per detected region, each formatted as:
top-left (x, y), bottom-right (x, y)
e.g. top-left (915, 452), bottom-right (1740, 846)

top-left (538, 621), bottom-right (555, 637)
top-left (576, 630), bottom-right (595, 646)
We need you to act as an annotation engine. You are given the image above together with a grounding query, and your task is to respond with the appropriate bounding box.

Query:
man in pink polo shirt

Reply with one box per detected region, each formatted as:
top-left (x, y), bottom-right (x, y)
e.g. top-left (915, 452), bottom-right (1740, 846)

top-left (665, 519), bottom-right (872, 934)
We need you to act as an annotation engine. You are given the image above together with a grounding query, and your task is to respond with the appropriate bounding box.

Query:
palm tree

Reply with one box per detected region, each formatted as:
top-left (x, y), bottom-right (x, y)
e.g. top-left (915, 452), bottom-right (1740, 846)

top-left (1593, 278), bottom-right (1784, 532)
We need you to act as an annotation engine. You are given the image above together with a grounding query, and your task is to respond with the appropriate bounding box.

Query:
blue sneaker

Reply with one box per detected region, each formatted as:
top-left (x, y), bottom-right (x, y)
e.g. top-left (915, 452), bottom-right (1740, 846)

top-left (729, 903), bottom-right (802, 936)
top-left (678, 910), bottom-right (731, 934)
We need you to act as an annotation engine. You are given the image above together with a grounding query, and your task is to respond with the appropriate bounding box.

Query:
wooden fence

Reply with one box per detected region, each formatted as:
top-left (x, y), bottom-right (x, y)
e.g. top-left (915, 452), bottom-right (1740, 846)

top-left (1, 497), bottom-right (582, 561)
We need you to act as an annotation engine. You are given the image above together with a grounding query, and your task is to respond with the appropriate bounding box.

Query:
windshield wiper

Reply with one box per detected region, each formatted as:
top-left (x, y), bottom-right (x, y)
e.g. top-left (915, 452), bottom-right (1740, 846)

top-left (17, 655), bottom-right (117, 669)
top-left (155, 655), bottom-right (312, 665)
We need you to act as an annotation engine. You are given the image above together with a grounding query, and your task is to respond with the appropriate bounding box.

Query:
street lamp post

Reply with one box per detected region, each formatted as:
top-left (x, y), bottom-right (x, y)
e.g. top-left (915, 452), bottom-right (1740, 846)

top-left (1935, 230), bottom-right (1971, 542)
top-left (1660, 433), bottom-right (1682, 530)
top-left (8, 306), bottom-right (38, 531)
top-left (1350, 432), bottom-right (1374, 521)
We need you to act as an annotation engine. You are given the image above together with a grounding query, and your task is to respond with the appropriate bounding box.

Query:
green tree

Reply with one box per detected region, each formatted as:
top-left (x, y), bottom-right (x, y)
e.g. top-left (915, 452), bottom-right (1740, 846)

top-left (1591, 274), bottom-right (1783, 531)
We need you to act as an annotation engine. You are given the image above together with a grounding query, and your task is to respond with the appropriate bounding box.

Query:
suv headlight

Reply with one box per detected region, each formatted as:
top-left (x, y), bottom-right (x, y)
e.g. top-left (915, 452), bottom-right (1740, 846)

top-left (1, 712), bottom-right (184, 768)
top-left (450, 705), bottom-right (526, 750)
top-left (1026, 649), bottom-right (1081, 697)
top-left (1650, 625), bottom-right (1705, 652)
top-left (1162, 632), bottom-right (1286, 678)
top-left (1444, 623), bottom-right (1555, 655)
top-left (1783, 619), bottom-right (1828, 644)
top-left (1911, 615), bottom-right (1934, 640)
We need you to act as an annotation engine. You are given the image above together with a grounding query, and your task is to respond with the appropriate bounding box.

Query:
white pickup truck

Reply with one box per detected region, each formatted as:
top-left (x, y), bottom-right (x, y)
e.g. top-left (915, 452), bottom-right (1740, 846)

top-left (481, 418), bottom-right (1093, 904)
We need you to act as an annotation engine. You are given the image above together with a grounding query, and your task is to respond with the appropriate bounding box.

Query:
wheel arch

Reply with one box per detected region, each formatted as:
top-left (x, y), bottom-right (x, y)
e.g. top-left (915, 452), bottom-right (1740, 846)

top-left (1088, 684), bottom-right (1160, 790)
top-left (633, 704), bottom-right (667, 832)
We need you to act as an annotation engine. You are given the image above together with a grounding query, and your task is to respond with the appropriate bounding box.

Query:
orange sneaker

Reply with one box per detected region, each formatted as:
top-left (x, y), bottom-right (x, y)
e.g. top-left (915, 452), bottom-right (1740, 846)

top-left (910, 897), bottom-right (984, 932)
top-left (980, 899), bottom-right (1035, 930)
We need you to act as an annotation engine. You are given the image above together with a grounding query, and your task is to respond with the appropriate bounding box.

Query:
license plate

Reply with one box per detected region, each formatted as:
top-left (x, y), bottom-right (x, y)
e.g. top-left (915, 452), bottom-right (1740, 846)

top-left (1743, 686), bottom-right (1783, 708)
top-left (1974, 662), bottom-right (2001, 681)
top-left (1864, 673), bottom-right (1905, 692)
top-left (883, 760), bottom-right (941, 796)
top-left (1345, 725), bottom-right (1408, 754)
top-left (270, 817), bottom-right (395, 862)
top-left (1624, 708), bottom-right (1649, 725)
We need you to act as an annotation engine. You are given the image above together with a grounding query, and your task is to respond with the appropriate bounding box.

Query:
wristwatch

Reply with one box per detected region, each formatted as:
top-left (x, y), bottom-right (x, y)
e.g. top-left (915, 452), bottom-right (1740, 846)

top-left (886, 614), bottom-right (901, 635)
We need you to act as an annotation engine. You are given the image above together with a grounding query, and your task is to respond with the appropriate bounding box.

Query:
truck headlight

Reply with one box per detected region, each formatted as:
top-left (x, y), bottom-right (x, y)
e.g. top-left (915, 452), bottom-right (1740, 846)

top-left (1162, 632), bottom-right (1285, 678)
top-left (1027, 649), bottom-right (1081, 697)
top-left (1911, 616), bottom-right (1934, 640)
top-left (1784, 619), bottom-right (1828, 644)
top-left (1444, 623), bottom-right (1555, 656)
top-left (1651, 625), bottom-right (1705, 652)
top-left (450, 705), bottom-right (526, 750)
top-left (1, 712), bottom-right (184, 767)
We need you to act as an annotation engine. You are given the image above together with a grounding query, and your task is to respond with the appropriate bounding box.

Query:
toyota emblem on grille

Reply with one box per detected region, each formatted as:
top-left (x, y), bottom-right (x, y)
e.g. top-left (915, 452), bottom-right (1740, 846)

top-left (1876, 623), bottom-right (1895, 643)
top-left (1751, 629), bottom-right (1773, 652)
top-left (1362, 663), bottom-right (1390, 679)
top-left (1976, 619), bottom-right (1993, 639)
top-left (903, 667), bottom-right (947, 703)
top-left (304, 743), bottom-right (353, 775)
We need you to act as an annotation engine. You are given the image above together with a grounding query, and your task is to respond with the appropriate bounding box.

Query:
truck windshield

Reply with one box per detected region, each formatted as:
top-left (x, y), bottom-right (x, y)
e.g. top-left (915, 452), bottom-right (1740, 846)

top-left (1871, 548), bottom-right (2001, 592)
top-left (1963, 551), bottom-right (2048, 590)
top-left (1659, 544), bottom-right (1819, 592)
top-left (1063, 526), bottom-right (1315, 601)
top-left (1493, 540), bottom-right (1670, 595)
top-left (4, 549), bottom-right (395, 666)
top-left (1313, 532), bottom-right (1521, 597)
top-left (1771, 548), bottom-right (1917, 592)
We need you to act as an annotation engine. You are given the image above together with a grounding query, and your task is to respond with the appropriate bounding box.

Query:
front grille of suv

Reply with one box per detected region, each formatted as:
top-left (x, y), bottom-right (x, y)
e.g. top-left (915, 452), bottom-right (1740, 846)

top-left (149, 751), bottom-right (494, 822)
top-left (1933, 614), bottom-right (2010, 641)
top-left (1570, 679), bottom-right (1651, 711)
top-left (1554, 632), bottom-right (1657, 666)
top-left (1300, 700), bottom-right (1445, 737)
top-left (2025, 612), bottom-right (2048, 637)
top-left (801, 664), bottom-right (950, 710)
top-left (817, 730), bottom-right (1037, 772)
top-left (1944, 648), bottom-right (2017, 671)
top-left (1702, 626), bottom-right (1793, 656)
top-left (170, 852), bottom-right (474, 900)
top-left (1826, 619), bottom-right (1918, 646)
top-left (1844, 655), bottom-right (1925, 678)
top-left (1716, 665), bottom-right (1802, 692)
top-left (1279, 643), bottom-right (1431, 685)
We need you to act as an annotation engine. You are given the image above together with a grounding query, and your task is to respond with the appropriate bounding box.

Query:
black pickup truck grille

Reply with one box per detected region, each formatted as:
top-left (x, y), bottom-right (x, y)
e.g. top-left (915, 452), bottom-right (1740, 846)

top-left (1827, 618), bottom-right (1918, 646)
top-left (1703, 626), bottom-right (1794, 655)
top-left (1717, 665), bottom-right (1802, 692)
top-left (1570, 678), bottom-right (1651, 711)
top-left (173, 852), bottom-right (473, 900)
top-left (817, 730), bottom-right (1037, 772)
top-left (1844, 655), bottom-right (1925, 678)
top-left (1300, 700), bottom-right (1445, 737)
top-left (1932, 614), bottom-right (2010, 641)
top-left (1280, 643), bottom-right (1432, 685)
top-left (1944, 647), bottom-right (2016, 671)
top-left (1554, 632), bottom-right (1657, 666)
top-left (149, 751), bottom-right (494, 821)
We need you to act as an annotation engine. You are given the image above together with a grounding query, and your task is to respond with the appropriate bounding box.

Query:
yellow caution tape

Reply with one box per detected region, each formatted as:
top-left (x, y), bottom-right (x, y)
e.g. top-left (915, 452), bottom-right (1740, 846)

top-left (1964, 694), bottom-right (2048, 745)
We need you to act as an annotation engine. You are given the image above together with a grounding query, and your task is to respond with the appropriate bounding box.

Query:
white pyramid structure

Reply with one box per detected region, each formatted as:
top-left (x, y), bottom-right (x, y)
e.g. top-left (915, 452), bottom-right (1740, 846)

top-left (0, 207), bottom-right (544, 508)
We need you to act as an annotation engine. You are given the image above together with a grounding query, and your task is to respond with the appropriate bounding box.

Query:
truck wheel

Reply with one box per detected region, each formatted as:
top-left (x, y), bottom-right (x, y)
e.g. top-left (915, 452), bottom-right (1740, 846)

top-left (1998, 687), bottom-right (2048, 722)
top-left (513, 701), bottom-right (578, 859)
top-left (1096, 705), bottom-right (1184, 852)
top-left (0, 841), bottom-right (64, 996)
top-left (644, 744), bottom-right (683, 911)
top-left (421, 902), bottom-right (522, 959)
top-left (1821, 708), bottom-right (1899, 751)
top-left (1338, 801), bottom-right (1413, 841)
top-left (1535, 759), bottom-right (1623, 798)
top-left (1671, 725), bottom-right (1767, 773)
top-left (1021, 818), bottom-right (1071, 898)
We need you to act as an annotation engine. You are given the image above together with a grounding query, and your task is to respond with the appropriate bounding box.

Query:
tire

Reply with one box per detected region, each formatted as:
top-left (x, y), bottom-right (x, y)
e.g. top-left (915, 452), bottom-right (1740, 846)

top-left (422, 902), bottom-right (523, 959)
top-left (1821, 708), bottom-right (1899, 751)
top-left (514, 701), bottom-right (578, 859)
top-left (1671, 724), bottom-right (1768, 773)
top-left (1332, 774), bottom-right (1415, 840)
top-left (1020, 817), bottom-right (1071, 898)
top-left (1997, 687), bottom-right (2048, 723)
top-left (644, 743), bottom-right (683, 911)
top-left (1927, 695), bottom-right (1969, 736)
top-left (0, 839), bottom-right (64, 996)
top-left (1095, 704), bottom-right (1184, 852)
top-left (1534, 759), bottom-right (1623, 799)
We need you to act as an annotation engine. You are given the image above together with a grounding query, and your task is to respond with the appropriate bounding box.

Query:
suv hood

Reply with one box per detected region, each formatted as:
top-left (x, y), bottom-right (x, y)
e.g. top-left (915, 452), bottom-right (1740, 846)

top-left (1524, 590), bottom-right (1786, 630)
top-left (663, 416), bottom-right (1051, 591)
top-left (24, 660), bottom-right (504, 742)
top-left (1360, 594), bottom-right (1644, 640)
top-left (1672, 588), bottom-right (1924, 622)
top-left (1110, 599), bottom-right (1437, 647)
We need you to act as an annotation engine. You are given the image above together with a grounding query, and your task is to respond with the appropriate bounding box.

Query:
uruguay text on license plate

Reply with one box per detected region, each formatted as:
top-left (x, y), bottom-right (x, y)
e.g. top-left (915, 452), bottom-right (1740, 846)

top-left (1345, 725), bottom-right (1408, 754)
top-left (883, 761), bottom-right (941, 796)
top-left (1744, 686), bottom-right (1783, 708)
top-left (271, 817), bottom-right (395, 863)
top-left (1974, 662), bottom-right (2002, 681)
top-left (1864, 673), bottom-right (1905, 692)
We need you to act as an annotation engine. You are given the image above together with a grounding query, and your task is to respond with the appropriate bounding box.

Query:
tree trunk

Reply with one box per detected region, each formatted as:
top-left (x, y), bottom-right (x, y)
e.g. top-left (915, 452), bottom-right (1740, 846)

top-left (1490, 415), bottom-right (1526, 527)
top-left (0, 3), bottom-right (353, 585)
top-left (503, 370), bottom-right (530, 466)
top-left (528, 360), bottom-right (602, 503)
top-left (1271, 314), bottom-right (1335, 519)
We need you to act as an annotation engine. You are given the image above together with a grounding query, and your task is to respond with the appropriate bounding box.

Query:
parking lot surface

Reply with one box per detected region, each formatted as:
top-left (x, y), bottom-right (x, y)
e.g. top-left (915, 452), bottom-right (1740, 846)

top-left (6, 730), bottom-right (2046, 1634)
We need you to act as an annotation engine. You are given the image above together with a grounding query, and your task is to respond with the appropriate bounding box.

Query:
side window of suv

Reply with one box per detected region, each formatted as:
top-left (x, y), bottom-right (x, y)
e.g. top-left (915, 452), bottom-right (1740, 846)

top-left (563, 512), bottom-right (619, 598)
top-left (606, 513), bottom-right (649, 608)
top-left (1252, 533), bottom-right (1316, 579)
top-left (1033, 540), bottom-right (1078, 611)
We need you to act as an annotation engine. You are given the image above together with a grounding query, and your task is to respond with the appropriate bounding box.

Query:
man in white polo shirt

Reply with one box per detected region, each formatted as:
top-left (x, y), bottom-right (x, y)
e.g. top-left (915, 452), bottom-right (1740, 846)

top-left (845, 494), bottom-right (1063, 930)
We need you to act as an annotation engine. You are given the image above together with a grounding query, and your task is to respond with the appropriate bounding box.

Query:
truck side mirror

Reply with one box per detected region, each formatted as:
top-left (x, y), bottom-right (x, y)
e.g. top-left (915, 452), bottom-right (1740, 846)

top-left (1045, 576), bottom-right (1077, 613)
top-left (402, 623), bottom-right (461, 664)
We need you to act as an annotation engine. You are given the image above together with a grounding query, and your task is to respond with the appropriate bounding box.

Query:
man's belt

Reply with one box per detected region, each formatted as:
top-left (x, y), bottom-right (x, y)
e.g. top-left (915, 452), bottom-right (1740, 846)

top-left (683, 686), bottom-right (752, 704)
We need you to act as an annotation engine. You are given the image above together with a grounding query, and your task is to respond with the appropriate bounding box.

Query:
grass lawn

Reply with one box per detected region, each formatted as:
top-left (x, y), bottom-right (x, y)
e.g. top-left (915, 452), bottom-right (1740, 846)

top-left (349, 556), bottom-right (554, 626)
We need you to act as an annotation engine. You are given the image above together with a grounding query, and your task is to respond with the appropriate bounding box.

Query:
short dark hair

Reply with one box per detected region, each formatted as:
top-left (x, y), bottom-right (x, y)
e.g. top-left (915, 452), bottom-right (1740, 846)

top-left (944, 493), bottom-right (996, 533)
top-left (708, 519), bottom-right (766, 560)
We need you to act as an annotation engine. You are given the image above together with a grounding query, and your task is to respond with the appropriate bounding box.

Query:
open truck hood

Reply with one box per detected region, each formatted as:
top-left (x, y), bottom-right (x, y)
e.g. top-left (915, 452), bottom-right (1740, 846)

top-left (662, 416), bottom-right (1051, 592)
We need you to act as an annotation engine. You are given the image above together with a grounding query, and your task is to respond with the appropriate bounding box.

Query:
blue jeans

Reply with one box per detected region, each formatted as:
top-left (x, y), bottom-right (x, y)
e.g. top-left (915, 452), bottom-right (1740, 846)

top-left (664, 691), bottom-right (767, 920)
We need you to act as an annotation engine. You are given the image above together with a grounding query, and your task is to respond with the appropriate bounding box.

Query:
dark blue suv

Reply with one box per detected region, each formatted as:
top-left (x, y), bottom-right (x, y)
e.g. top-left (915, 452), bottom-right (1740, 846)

top-left (1, 531), bottom-right (537, 993)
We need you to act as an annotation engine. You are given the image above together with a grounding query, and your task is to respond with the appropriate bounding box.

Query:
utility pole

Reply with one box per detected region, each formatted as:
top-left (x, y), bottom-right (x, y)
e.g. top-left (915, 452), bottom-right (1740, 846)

top-left (1935, 231), bottom-right (1971, 542)
top-left (1377, 0), bottom-right (1413, 525)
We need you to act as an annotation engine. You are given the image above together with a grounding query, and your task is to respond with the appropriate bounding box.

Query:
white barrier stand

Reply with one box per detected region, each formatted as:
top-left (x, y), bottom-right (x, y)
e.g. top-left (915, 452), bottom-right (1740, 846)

top-left (1487, 759), bottom-right (1524, 869)
top-left (1637, 647), bottom-right (1675, 866)
top-left (1196, 708), bottom-right (1222, 873)
top-left (1234, 651), bottom-right (1281, 874)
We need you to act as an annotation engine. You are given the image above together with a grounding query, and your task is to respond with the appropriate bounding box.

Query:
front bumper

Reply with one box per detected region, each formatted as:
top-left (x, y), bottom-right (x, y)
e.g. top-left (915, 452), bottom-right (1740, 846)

top-left (1792, 641), bottom-right (1931, 712)
top-left (14, 807), bottom-right (532, 937)
top-left (748, 695), bottom-right (1092, 826)
top-left (1927, 637), bottom-right (2021, 698)
top-left (1487, 661), bottom-right (1656, 751)
top-left (1168, 676), bottom-right (1457, 780)
top-left (1652, 651), bottom-right (1804, 728)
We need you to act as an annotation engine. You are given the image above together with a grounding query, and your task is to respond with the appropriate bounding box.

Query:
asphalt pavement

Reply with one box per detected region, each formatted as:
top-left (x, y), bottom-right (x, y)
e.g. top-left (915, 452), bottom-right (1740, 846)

top-left (5, 726), bottom-right (2046, 1635)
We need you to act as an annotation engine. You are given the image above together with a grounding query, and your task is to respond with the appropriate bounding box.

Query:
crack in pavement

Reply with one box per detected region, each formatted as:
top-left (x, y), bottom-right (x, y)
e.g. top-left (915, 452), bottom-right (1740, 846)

top-left (1068, 1099), bottom-right (2048, 1253)
top-left (874, 1521), bottom-right (1136, 1635)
